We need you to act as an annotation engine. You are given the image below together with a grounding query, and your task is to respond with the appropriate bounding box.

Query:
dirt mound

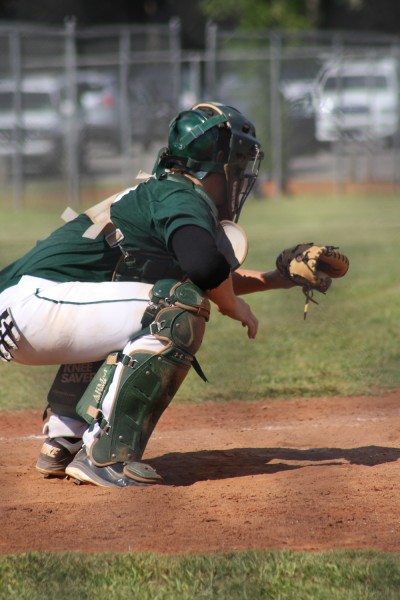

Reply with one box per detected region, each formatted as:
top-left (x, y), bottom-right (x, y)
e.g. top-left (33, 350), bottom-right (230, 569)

top-left (1, 392), bottom-right (400, 554)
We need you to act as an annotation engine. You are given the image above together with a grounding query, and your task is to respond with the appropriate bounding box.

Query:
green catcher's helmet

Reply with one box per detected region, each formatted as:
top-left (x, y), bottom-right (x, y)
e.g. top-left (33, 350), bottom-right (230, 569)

top-left (153, 102), bottom-right (263, 222)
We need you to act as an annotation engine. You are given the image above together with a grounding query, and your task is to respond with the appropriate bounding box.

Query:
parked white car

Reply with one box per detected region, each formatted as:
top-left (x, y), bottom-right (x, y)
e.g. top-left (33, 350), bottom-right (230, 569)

top-left (0, 75), bottom-right (88, 175)
top-left (313, 57), bottom-right (400, 143)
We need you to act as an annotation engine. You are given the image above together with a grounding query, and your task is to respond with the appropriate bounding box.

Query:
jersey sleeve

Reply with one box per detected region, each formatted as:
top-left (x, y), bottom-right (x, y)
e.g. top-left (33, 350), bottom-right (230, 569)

top-left (170, 225), bottom-right (230, 290)
top-left (153, 187), bottom-right (217, 250)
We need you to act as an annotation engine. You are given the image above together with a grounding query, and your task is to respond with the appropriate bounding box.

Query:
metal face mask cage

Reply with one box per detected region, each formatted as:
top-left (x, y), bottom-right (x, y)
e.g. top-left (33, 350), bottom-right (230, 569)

top-left (191, 102), bottom-right (264, 222)
top-left (225, 136), bottom-right (264, 223)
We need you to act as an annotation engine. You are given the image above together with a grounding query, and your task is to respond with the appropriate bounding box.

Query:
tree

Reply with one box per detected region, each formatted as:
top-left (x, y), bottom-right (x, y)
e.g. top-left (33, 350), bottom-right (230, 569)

top-left (199, 0), bottom-right (318, 30)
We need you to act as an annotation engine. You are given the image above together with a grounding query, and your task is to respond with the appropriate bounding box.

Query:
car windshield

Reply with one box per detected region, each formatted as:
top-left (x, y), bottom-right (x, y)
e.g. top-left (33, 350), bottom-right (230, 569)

top-left (324, 75), bottom-right (389, 91)
top-left (22, 92), bottom-right (54, 111)
top-left (0, 93), bottom-right (13, 111)
top-left (0, 91), bottom-right (54, 112)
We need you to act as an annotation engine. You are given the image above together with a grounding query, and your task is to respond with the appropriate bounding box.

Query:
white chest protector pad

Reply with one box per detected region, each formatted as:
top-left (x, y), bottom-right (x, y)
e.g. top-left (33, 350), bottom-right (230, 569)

top-left (216, 220), bottom-right (248, 271)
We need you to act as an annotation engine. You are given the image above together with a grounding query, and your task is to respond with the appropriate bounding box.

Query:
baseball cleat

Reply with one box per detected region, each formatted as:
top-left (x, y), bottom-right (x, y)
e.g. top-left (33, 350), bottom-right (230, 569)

top-left (65, 447), bottom-right (152, 488)
top-left (36, 437), bottom-right (83, 478)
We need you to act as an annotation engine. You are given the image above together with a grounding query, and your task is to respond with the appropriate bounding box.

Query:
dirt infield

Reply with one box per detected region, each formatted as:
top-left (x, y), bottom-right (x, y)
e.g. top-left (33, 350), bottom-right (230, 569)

top-left (1, 391), bottom-right (400, 555)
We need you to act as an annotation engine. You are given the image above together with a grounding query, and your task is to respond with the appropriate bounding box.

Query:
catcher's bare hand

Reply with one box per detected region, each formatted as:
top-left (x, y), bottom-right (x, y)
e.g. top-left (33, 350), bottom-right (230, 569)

top-left (207, 274), bottom-right (259, 338)
top-left (217, 296), bottom-right (258, 339)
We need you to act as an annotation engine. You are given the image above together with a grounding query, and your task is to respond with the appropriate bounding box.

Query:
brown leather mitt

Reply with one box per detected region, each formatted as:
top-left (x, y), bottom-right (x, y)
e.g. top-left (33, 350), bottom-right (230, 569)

top-left (276, 243), bottom-right (350, 317)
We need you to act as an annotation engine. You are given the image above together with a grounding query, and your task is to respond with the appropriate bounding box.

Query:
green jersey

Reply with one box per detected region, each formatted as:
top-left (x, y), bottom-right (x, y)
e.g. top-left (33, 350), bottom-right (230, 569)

top-left (0, 176), bottom-right (218, 293)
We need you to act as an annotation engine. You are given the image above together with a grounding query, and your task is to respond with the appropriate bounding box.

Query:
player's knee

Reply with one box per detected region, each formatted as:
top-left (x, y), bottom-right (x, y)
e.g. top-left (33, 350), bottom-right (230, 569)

top-left (145, 279), bottom-right (211, 355)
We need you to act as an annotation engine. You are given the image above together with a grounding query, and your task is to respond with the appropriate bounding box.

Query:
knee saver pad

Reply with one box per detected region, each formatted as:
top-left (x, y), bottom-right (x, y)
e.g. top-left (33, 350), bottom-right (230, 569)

top-left (46, 361), bottom-right (103, 422)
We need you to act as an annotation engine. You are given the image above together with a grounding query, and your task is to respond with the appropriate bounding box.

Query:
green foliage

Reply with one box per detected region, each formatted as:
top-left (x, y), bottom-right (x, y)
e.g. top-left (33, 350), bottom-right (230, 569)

top-left (0, 193), bottom-right (399, 410)
top-left (1, 550), bottom-right (400, 599)
top-left (200, 0), bottom-right (311, 30)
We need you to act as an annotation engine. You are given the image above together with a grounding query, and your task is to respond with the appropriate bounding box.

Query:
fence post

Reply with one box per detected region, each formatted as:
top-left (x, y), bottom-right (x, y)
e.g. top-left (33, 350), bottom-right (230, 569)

top-left (64, 17), bottom-right (80, 207)
top-left (331, 32), bottom-right (345, 195)
top-left (391, 42), bottom-right (400, 191)
top-left (169, 17), bottom-right (182, 109)
top-left (205, 21), bottom-right (217, 98)
top-left (270, 30), bottom-right (284, 196)
top-left (119, 27), bottom-right (133, 186)
top-left (9, 29), bottom-right (24, 210)
top-left (184, 52), bottom-right (202, 107)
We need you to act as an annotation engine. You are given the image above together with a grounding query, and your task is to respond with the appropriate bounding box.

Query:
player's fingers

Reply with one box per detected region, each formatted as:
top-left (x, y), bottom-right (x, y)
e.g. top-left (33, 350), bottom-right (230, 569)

top-left (244, 315), bottom-right (258, 339)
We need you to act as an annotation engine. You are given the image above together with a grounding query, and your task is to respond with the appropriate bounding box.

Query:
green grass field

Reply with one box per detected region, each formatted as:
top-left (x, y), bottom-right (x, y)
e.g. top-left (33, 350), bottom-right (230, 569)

top-left (1, 550), bottom-right (400, 600)
top-left (1, 191), bottom-right (400, 598)
top-left (1, 192), bottom-right (399, 410)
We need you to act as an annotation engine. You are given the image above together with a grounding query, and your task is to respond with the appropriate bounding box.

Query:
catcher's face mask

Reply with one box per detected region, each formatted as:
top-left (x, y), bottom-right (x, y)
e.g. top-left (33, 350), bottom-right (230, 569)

top-left (153, 102), bottom-right (263, 222)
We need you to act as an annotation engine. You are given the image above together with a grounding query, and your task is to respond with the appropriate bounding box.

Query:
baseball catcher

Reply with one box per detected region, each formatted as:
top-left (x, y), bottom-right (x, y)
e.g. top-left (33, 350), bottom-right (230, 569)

top-left (0, 101), bottom-right (348, 488)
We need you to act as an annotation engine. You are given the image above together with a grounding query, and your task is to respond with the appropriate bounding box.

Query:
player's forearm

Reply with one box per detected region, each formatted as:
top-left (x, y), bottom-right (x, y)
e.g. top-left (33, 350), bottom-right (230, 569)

top-left (206, 275), bottom-right (239, 313)
top-left (232, 268), bottom-right (294, 295)
top-left (206, 275), bottom-right (258, 338)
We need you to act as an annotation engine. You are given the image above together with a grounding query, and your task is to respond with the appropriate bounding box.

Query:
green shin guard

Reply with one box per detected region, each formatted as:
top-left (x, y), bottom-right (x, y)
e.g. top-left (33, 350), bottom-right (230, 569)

top-left (76, 279), bottom-right (210, 469)
top-left (90, 348), bottom-right (191, 466)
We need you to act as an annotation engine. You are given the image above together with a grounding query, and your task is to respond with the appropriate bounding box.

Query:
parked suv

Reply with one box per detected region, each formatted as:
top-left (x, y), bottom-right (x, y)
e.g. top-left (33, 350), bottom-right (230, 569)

top-left (76, 70), bottom-right (173, 152)
top-left (0, 75), bottom-right (87, 175)
top-left (313, 57), bottom-right (400, 143)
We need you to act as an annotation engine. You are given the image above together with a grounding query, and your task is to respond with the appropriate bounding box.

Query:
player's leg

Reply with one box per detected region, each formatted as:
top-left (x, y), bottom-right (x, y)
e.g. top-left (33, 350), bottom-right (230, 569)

top-left (36, 361), bottom-right (102, 478)
top-left (6, 276), bottom-right (154, 365)
top-left (66, 280), bottom-right (210, 487)
top-left (0, 275), bottom-right (155, 478)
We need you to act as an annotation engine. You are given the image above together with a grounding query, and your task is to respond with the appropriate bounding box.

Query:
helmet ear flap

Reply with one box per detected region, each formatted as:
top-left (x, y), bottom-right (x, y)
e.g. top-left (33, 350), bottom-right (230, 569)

top-left (216, 126), bottom-right (231, 165)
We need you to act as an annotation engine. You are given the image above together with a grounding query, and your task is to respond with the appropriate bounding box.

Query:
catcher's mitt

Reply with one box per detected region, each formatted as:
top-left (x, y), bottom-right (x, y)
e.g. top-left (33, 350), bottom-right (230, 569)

top-left (276, 243), bottom-right (349, 318)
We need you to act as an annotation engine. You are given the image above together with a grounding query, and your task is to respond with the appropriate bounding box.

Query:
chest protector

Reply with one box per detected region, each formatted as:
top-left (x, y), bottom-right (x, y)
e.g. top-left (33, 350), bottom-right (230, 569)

top-left (62, 172), bottom-right (248, 285)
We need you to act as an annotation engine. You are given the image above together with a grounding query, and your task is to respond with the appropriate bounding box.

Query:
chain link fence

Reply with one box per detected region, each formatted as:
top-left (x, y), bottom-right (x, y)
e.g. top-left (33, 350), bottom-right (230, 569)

top-left (0, 19), bottom-right (183, 208)
top-left (206, 26), bottom-right (400, 196)
top-left (1, 20), bottom-right (400, 208)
